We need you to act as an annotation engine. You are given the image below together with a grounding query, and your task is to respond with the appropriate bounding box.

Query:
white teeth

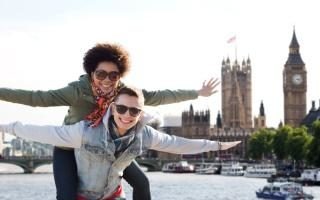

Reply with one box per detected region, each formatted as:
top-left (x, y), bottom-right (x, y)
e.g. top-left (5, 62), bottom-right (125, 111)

top-left (120, 118), bottom-right (131, 124)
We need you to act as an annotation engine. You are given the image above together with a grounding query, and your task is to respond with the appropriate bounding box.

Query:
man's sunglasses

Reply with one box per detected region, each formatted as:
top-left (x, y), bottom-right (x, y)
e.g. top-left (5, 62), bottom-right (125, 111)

top-left (94, 70), bottom-right (120, 81)
top-left (115, 104), bottom-right (142, 117)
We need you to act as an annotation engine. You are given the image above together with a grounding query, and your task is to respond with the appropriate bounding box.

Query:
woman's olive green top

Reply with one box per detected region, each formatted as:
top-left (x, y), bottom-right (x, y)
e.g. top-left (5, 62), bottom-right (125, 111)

top-left (0, 74), bottom-right (198, 125)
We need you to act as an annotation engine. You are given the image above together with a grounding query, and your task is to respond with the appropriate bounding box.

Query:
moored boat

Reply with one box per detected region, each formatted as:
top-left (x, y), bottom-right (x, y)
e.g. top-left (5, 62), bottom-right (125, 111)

top-left (162, 161), bottom-right (195, 173)
top-left (245, 164), bottom-right (277, 178)
top-left (220, 163), bottom-right (244, 176)
top-left (295, 168), bottom-right (320, 186)
top-left (195, 163), bottom-right (218, 174)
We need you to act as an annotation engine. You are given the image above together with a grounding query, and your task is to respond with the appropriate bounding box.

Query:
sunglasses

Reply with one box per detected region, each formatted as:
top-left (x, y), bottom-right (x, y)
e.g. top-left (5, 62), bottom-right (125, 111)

top-left (115, 104), bottom-right (142, 117)
top-left (94, 70), bottom-right (120, 81)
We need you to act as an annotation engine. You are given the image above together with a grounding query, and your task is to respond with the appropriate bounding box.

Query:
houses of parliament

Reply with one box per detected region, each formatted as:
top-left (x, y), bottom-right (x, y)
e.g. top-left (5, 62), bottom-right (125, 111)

top-left (157, 29), bottom-right (311, 160)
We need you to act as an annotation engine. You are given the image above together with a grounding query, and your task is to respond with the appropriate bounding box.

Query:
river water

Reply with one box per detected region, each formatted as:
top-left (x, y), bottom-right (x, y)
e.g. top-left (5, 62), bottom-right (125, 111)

top-left (0, 164), bottom-right (319, 200)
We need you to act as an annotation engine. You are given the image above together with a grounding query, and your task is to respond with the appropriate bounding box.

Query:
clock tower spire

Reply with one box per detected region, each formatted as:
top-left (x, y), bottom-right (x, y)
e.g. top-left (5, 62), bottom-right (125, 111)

top-left (283, 28), bottom-right (307, 127)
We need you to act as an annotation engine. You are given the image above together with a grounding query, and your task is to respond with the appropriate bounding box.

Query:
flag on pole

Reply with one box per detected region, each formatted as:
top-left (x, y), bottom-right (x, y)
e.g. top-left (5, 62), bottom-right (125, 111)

top-left (227, 36), bottom-right (236, 43)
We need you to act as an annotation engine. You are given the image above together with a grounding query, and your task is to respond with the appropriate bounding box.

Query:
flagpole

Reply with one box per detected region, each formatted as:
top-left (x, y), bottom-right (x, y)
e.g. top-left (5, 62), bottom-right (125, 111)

top-left (235, 43), bottom-right (237, 61)
top-left (227, 35), bottom-right (237, 61)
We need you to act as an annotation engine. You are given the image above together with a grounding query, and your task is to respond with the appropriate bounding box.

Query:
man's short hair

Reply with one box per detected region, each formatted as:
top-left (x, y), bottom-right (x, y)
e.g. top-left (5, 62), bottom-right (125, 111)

top-left (115, 86), bottom-right (144, 106)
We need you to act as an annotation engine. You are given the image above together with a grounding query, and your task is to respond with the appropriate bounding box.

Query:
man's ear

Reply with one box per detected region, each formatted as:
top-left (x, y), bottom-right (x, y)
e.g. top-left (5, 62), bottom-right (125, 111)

top-left (138, 111), bottom-right (144, 121)
top-left (110, 102), bottom-right (115, 115)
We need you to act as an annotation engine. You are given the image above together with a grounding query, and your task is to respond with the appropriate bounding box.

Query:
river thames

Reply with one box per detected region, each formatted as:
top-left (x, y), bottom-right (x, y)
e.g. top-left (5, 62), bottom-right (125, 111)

top-left (0, 164), bottom-right (319, 200)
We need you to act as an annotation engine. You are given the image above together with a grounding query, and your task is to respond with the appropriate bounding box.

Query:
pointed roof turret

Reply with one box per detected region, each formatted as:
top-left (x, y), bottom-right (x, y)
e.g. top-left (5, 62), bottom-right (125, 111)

top-left (189, 104), bottom-right (194, 114)
top-left (216, 111), bottom-right (222, 129)
top-left (259, 101), bottom-right (265, 116)
top-left (311, 101), bottom-right (316, 112)
top-left (247, 57), bottom-right (251, 65)
top-left (285, 28), bottom-right (305, 65)
top-left (242, 59), bottom-right (246, 66)
top-left (289, 28), bottom-right (300, 48)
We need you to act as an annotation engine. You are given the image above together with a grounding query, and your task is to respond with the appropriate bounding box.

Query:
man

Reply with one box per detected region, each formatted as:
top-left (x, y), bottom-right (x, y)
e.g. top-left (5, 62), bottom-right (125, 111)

top-left (0, 86), bottom-right (240, 200)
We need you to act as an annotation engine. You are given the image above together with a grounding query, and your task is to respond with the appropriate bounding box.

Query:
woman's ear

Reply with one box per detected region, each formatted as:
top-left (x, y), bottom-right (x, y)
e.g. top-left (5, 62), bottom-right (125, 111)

top-left (90, 71), bottom-right (94, 79)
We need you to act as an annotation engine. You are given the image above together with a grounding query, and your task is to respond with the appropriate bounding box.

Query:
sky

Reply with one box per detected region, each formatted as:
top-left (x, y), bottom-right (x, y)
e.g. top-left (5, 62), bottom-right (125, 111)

top-left (0, 0), bottom-right (319, 132)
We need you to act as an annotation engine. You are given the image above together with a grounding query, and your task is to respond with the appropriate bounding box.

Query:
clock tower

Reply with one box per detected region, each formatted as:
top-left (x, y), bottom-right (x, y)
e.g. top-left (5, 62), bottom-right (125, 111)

top-left (283, 29), bottom-right (307, 127)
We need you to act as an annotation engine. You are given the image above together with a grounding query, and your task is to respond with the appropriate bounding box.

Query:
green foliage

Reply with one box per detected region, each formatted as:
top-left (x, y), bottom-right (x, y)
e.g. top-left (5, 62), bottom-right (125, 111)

top-left (307, 120), bottom-right (320, 166)
top-left (273, 125), bottom-right (292, 160)
top-left (248, 124), bottom-right (317, 166)
top-left (248, 128), bottom-right (275, 160)
top-left (286, 126), bottom-right (311, 162)
top-left (248, 135), bottom-right (263, 160)
top-left (312, 120), bottom-right (320, 137)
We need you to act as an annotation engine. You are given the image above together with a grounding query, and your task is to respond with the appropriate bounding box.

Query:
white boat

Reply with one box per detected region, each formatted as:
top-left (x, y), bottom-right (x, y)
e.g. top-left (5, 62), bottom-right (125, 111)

top-left (162, 161), bottom-right (195, 173)
top-left (300, 168), bottom-right (320, 182)
top-left (220, 163), bottom-right (244, 176)
top-left (256, 181), bottom-right (314, 199)
top-left (195, 163), bottom-right (218, 174)
top-left (295, 168), bottom-right (320, 185)
top-left (245, 164), bottom-right (277, 178)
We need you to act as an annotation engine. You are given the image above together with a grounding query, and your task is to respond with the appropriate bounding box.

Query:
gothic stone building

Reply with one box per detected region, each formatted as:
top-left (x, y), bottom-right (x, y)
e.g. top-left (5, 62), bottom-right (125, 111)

top-left (157, 57), bottom-right (255, 161)
top-left (301, 100), bottom-right (320, 130)
top-left (283, 30), bottom-right (307, 127)
top-left (181, 104), bottom-right (251, 160)
top-left (254, 101), bottom-right (266, 129)
top-left (221, 57), bottom-right (252, 129)
top-left (155, 30), bottom-right (308, 162)
top-left (217, 57), bottom-right (254, 159)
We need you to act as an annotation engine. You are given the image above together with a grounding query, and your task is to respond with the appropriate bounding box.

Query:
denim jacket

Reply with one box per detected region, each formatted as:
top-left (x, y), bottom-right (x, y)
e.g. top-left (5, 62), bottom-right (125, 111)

top-left (75, 111), bottom-right (148, 199)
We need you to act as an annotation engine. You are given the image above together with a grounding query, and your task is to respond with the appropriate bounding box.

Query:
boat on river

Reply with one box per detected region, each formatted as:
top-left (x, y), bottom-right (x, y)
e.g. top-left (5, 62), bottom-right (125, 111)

top-left (294, 168), bottom-right (320, 186)
top-left (195, 163), bottom-right (218, 174)
top-left (256, 181), bottom-right (314, 200)
top-left (245, 164), bottom-right (277, 178)
top-left (162, 161), bottom-right (195, 173)
top-left (220, 163), bottom-right (244, 176)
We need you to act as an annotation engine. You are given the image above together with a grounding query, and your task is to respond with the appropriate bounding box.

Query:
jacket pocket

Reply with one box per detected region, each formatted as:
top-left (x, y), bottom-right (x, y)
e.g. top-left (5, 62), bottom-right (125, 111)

top-left (83, 144), bottom-right (115, 161)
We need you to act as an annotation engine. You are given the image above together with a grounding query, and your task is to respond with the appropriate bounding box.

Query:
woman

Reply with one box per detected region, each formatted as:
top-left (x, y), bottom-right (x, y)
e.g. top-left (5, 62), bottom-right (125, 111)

top-left (0, 86), bottom-right (239, 200)
top-left (0, 43), bottom-right (219, 200)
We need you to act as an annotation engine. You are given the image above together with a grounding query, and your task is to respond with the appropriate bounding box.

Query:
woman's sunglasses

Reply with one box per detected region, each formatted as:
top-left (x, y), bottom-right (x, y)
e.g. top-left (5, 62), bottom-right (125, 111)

top-left (94, 70), bottom-right (120, 81)
top-left (115, 104), bottom-right (142, 117)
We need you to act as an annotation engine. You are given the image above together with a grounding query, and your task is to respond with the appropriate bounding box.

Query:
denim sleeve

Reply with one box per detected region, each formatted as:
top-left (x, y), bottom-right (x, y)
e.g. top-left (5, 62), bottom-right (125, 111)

top-left (143, 125), bottom-right (219, 154)
top-left (0, 121), bottom-right (84, 148)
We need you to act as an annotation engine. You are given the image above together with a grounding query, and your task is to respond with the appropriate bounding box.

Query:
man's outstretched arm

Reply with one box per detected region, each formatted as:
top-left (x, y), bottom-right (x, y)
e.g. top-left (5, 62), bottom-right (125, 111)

top-left (0, 121), bottom-right (84, 148)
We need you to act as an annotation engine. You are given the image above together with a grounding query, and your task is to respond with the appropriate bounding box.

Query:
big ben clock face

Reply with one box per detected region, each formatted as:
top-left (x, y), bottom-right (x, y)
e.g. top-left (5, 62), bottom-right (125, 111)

top-left (292, 74), bottom-right (303, 85)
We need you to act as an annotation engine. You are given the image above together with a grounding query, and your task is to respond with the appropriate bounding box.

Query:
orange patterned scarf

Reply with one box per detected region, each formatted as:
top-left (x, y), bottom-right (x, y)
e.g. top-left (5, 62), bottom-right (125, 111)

top-left (86, 82), bottom-right (121, 127)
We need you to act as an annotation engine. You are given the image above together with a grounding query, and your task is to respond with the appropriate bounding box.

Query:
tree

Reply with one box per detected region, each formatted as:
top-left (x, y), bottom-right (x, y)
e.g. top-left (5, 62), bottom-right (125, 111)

top-left (286, 126), bottom-right (311, 169)
top-left (307, 120), bottom-right (320, 166)
top-left (248, 128), bottom-right (275, 160)
top-left (248, 135), bottom-right (264, 160)
top-left (273, 126), bottom-right (291, 160)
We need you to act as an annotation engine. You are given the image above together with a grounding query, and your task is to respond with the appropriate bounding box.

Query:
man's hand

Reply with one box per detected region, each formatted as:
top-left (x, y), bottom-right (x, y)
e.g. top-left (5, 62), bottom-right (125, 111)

top-left (219, 141), bottom-right (241, 150)
top-left (197, 78), bottom-right (220, 97)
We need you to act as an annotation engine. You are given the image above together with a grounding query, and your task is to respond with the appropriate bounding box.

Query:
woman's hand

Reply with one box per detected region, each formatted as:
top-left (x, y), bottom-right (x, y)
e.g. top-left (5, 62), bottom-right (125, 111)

top-left (197, 78), bottom-right (220, 97)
